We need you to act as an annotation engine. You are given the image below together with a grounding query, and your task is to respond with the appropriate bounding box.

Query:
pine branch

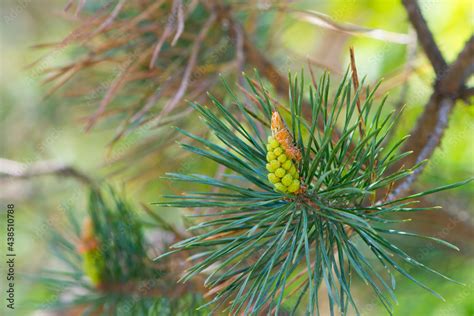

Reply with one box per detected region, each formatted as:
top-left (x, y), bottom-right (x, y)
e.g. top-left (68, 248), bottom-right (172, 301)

top-left (157, 71), bottom-right (469, 315)
top-left (37, 187), bottom-right (208, 315)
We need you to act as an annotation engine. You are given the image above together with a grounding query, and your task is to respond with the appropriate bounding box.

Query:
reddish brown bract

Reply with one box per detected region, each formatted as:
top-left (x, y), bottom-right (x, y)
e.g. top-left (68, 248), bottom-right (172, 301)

top-left (271, 111), bottom-right (302, 162)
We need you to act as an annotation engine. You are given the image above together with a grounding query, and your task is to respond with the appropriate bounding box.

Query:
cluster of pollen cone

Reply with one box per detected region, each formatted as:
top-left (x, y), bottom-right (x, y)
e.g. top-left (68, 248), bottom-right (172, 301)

top-left (266, 136), bottom-right (301, 193)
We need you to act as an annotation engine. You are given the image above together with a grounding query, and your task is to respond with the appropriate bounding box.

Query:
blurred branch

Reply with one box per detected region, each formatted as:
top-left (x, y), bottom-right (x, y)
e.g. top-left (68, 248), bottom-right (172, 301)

top-left (388, 98), bottom-right (452, 201)
top-left (390, 1), bottom-right (474, 200)
top-left (151, 13), bottom-right (217, 126)
top-left (0, 158), bottom-right (95, 186)
top-left (392, 36), bottom-right (474, 200)
top-left (291, 9), bottom-right (413, 44)
top-left (241, 31), bottom-right (289, 95)
top-left (149, 0), bottom-right (179, 68)
top-left (461, 86), bottom-right (474, 100)
top-left (438, 36), bottom-right (474, 95)
top-left (402, 0), bottom-right (447, 75)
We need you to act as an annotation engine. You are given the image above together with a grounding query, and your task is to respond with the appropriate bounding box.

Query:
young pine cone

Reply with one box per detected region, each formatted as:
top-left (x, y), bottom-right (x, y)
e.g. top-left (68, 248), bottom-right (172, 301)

top-left (78, 217), bottom-right (105, 287)
top-left (266, 136), bottom-right (301, 193)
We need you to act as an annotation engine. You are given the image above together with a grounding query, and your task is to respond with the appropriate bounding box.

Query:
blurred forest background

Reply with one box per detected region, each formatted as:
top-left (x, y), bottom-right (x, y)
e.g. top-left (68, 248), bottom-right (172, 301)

top-left (0, 0), bottom-right (473, 315)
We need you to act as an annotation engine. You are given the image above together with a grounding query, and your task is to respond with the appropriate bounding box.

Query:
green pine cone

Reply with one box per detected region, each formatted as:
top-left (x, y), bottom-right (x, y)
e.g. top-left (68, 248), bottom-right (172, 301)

top-left (82, 248), bottom-right (105, 286)
top-left (266, 136), bottom-right (301, 193)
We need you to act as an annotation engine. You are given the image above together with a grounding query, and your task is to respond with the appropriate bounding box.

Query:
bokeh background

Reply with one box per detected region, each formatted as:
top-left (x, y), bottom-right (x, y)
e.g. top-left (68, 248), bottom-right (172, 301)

top-left (0, 0), bottom-right (473, 315)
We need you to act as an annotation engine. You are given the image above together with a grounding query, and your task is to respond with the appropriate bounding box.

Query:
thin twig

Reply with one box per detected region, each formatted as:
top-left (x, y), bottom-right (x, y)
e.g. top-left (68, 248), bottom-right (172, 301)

top-left (171, 0), bottom-right (185, 46)
top-left (149, 0), bottom-right (180, 68)
top-left (64, 0), bottom-right (87, 16)
top-left (88, 0), bottom-right (126, 39)
top-left (75, 0), bottom-right (87, 16)
top-left (307, 58), bottom-right (318, 91)
top-left (283, 8), bottom-right (413, 44)
top-left (0, 158), bottom-right (95, 186)
top-left (232, 21), bottom-right (245, 74)
top-left (85, 54), bottom-right (136, 131)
